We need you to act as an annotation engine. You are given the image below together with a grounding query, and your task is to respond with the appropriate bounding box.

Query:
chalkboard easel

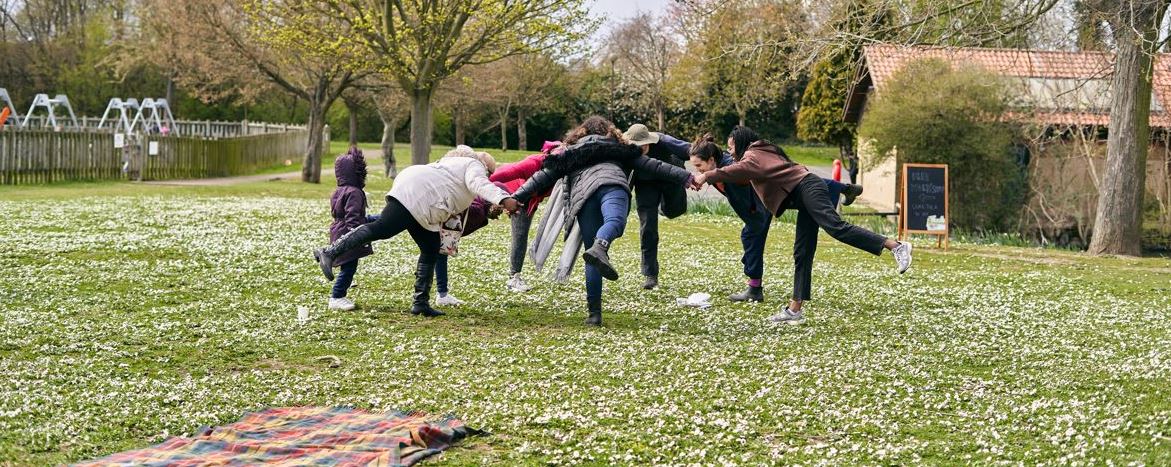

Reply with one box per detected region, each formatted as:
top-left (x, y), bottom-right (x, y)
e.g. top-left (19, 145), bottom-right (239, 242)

top-left (899, 163), bottom-right (949, 249)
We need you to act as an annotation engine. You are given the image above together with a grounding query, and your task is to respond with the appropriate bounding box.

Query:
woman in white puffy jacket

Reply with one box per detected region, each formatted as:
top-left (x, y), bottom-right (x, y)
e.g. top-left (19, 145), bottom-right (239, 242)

top-left (313, 146), bottom-right (520, 317)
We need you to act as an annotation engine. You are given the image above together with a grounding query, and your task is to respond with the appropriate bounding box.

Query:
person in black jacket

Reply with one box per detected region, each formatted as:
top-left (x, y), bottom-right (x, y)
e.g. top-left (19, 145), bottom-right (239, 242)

top-left (623, 124), bottom-right (691, 290)
top-left (512, 116), bottom-right (693, 326)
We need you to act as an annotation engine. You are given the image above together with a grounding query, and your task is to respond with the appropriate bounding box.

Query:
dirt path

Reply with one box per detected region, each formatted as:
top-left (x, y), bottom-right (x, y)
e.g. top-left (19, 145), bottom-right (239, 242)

top-left (141, 150), bottom-right (382, 186)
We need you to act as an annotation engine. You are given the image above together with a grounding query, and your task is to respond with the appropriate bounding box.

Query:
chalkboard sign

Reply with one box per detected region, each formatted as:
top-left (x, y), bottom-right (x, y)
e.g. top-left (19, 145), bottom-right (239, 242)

top-left (900, 163), bottom-right (949, 248)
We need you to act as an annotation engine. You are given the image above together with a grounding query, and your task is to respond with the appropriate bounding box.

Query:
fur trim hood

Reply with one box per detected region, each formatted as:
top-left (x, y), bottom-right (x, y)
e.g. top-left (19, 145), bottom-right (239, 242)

top-left (542, 135), bottom-right (642, 175)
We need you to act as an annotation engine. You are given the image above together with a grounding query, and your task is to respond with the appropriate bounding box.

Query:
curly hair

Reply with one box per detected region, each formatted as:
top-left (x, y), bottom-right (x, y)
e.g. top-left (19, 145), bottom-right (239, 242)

top-left (564, 116), bottom-right (626, 145)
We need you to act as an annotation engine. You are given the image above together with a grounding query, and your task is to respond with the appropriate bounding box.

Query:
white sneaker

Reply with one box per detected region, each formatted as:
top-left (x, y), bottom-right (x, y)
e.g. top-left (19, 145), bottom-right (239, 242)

top-left (328, 297), bottom-right (356, 311)
top-left (892, 242), bottom-right (913, 274)
top-left (436, 293), bottom-right (464, 306)
top-left (506, 274), bottom-right (531, 292)
top-left (768, 307), bottom-right (805, 325)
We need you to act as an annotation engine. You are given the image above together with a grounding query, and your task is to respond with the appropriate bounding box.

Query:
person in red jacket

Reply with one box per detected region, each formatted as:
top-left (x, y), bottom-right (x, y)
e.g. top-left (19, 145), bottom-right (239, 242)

top-left (488, 140), bottom-right (563, 292)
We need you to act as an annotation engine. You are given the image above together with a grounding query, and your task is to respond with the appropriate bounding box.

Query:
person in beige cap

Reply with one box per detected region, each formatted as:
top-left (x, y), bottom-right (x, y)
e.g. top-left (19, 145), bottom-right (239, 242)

top-left (625, 124), bottom-right (867, 298)
top-left (623, 124), bottom-right (692, 290)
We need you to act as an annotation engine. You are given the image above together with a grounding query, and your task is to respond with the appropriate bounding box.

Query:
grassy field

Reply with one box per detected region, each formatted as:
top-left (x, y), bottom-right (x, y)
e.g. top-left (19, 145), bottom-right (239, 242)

top-left (2, 167), bottom-right (1170, 465)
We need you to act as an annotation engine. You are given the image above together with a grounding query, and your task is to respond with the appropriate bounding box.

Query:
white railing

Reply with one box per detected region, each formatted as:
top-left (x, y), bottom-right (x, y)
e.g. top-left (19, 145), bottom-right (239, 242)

top-left (10, 116), bottom-right (307, 139)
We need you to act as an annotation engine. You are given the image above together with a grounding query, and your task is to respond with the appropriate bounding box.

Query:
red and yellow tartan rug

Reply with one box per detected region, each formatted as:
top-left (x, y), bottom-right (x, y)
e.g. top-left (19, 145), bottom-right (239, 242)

top-left (75, 406), bottom-right (477, 467)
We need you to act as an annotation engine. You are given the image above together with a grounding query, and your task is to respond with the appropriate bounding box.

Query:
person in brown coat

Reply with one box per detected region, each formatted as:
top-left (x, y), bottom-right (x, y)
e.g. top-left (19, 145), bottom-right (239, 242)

top-left (692, 126), bottom-right (913, 325)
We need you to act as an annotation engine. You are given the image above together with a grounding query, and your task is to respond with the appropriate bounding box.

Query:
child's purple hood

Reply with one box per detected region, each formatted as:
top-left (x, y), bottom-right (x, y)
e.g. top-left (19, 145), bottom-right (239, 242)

top-left (335, 147), bottom-right (367, 188)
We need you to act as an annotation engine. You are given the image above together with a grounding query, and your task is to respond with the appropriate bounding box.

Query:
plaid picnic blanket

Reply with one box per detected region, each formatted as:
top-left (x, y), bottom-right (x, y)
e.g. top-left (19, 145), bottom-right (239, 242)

top-left (76, 406), bottom-right (476, 467)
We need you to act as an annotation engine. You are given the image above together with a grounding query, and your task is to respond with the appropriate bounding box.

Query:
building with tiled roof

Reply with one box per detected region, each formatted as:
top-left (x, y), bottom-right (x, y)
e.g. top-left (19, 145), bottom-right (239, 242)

top-left (846, 44), bottom-right (1171, 127)
top-left (842, 44), bottom-right (1171, 244)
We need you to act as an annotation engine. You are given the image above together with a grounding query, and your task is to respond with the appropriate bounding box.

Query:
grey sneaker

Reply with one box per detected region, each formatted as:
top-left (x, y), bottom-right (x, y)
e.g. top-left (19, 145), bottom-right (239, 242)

top-left (768, 308), bottom-right (805, 325)
top-left (892, 242), bottom-right (913, 274)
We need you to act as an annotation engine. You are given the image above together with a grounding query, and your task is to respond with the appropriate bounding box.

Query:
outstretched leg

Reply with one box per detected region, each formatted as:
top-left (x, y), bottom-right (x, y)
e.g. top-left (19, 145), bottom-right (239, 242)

top-left (792, 175), bottom-right (886, 256)
top-left (314, 197), bottom-right (414, 280)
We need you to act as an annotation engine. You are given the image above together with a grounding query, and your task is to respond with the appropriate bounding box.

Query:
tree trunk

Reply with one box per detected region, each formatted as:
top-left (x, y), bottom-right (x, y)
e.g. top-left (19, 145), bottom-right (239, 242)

top-left (1088, 1), bottom-right (1167, 255)
top-left (376, 106), bottom-right (398, 178)
top-left (409, 87), bottom-right (434, 166)
top-left (737, 108), bottom-right (747, 127)
top-left (345, 98), bottom-right (359, 146)
top-left (302, 101), bottom-right (327, 183)
top-left (407, 87), bottom-right (435, 166)
top-left (165, 76), bottom-right (174, 107)
top-left (656, 104), bottom-right (665, 131)
top-left (454, 109), bottom-right (466, 146)
top-left (499, 106), bottom-right (509, 151)
top-left (517, 107), bottom-right (528, 151)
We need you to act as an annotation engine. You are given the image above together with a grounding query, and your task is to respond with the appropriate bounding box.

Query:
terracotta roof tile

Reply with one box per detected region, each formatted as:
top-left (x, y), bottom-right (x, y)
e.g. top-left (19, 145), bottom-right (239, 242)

top-left (856, 44), bottom-right (1171, 127)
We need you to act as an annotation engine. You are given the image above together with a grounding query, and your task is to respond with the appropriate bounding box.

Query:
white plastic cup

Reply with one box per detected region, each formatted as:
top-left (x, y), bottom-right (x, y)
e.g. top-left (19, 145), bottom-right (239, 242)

top-left (296, 306), bottom-right (309, 323)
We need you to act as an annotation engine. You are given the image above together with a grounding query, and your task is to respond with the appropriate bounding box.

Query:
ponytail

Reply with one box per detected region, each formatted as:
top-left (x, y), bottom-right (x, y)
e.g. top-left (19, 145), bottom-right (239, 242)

top-left (688, 133), bottom-right (722, 162)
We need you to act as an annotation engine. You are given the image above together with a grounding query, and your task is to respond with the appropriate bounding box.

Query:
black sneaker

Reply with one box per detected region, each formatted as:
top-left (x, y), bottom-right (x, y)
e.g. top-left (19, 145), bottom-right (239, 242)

top-left (842, 184), bottom-right (864, 206)
top-left (729, 286), bottom-right (764, 302)
top-left (410, 304), bottom-right (445, 318)
top-left (642, 275), bottom-right (658, 290)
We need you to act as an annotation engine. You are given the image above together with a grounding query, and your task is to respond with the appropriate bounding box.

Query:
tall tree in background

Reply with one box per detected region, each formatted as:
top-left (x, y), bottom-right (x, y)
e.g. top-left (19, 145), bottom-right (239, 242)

top-left (606, 12), bottom-right (681, 130)
top-left (1088, 0), bottom-right (1170, 255)
top-left (692, 0), bottom-right (806, 126)
top-left (796, 53), bottom-right (857, 173)
top-left (1073, 0), bottom-right (1109, 51)
top-left (796, 0), bottom-right (892, 180)
top-left (252, 0), bottom-right (593, 166)
top-left (372, 88), bottom-right (409, 177)
top-left (141, 0), bottom-right (358, 183)
top-left (437, 71), bottom-right (480, 147)
top-left (511, 53), bottom-right (564, 151)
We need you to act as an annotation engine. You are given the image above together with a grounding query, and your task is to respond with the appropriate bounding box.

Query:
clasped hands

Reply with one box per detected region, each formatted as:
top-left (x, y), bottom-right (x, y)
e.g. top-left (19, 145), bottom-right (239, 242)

top-left (688, 172), bottom-right (708, 191)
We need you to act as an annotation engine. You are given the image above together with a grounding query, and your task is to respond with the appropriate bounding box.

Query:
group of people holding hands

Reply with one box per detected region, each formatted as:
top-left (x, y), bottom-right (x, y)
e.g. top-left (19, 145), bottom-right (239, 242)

top-left (313, 116), bottom-right (913, 326)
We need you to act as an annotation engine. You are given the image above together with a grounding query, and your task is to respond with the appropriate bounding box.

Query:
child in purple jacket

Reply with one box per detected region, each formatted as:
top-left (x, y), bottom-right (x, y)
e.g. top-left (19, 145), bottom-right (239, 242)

top-left (327, 147), bottom-right (374, 311)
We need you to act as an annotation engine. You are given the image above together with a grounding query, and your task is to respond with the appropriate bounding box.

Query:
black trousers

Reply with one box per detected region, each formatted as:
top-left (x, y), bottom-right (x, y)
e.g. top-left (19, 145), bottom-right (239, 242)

top-left (786, 174), bottom-right (886, 301)
top-left (634, 181), bottom-right (688, 277)
top-left (363, 197), bottom-right (441, 258)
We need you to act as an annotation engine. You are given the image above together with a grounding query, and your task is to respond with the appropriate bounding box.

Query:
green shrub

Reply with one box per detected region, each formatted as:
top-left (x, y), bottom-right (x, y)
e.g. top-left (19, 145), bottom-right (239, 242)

top-left (859, 58), bottom-right (1026, 232)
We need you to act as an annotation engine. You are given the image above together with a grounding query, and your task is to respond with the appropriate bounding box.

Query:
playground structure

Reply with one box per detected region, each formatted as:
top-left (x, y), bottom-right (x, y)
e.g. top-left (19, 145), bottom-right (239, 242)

top-left (0, 89), bottom-right (319, 185)
top-left (97, 98), bottom-right (139, 134)
top-left (98, 97), bottom-right (179, 136)
top-left (21, 93), bottom-right (79, 129)
top-left (0, 88), bottom-right (20, 128)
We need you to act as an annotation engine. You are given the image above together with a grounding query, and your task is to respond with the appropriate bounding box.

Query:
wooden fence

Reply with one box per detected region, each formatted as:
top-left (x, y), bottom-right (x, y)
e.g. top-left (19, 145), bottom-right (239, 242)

top-left (0, 128), bottom-right (310, 185)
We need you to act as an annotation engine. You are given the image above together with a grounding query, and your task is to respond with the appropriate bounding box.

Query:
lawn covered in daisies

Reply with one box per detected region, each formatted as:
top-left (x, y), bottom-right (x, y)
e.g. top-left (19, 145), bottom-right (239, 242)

top-left (1, 171), bottom-right (1171, 465)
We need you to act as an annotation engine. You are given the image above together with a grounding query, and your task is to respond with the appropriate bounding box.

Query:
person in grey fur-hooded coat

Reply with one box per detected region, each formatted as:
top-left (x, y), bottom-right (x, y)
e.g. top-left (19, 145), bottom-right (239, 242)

top-left (511, 117), bottom-right (691, 327)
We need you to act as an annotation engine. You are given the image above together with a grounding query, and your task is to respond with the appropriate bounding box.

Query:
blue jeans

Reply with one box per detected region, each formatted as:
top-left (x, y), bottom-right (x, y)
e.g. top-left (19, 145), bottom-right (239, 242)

top-left (331, 259), bottom-right (359, 298)
top-left (577, 185), bottom-right (630, 301)
top-left (741, 214), bottom-right (771, 280)
top-left (825, 179), bottom-right (846, 205)
top-left (435, 254), bottom-right (449, 295)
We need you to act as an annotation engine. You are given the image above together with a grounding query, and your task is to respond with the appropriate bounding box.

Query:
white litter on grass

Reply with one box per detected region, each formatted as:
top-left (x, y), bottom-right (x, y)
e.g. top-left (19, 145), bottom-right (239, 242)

top-left (296, 306), bottom-right (310, 323)
top-left (676, 292), bottom-right (712, 310)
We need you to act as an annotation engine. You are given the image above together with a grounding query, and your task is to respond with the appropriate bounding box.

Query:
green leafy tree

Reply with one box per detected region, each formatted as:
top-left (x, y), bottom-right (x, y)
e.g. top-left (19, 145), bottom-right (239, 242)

top-left (249, 0), bottom-right (594, 166)
top-left (859, 58), bottom-right (1024, 231)
top-left (796, 0), bottom-right (893, 178)
top-left (139, 0), bottom-right (360, 183)
top-left (796, 51), bottom-right (855, 154)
